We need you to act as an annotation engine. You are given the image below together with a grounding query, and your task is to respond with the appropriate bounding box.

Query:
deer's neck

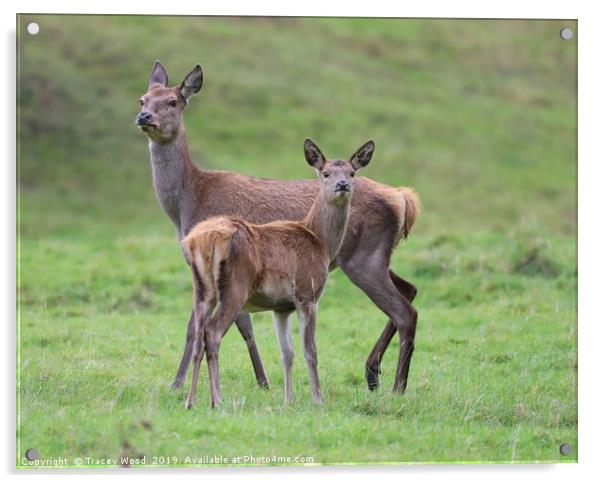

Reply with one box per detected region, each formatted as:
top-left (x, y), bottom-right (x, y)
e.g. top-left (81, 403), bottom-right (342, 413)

top-left (304, 194), bottom-right (351, 262)
top-left (148, 129), bottom-right (199, 236)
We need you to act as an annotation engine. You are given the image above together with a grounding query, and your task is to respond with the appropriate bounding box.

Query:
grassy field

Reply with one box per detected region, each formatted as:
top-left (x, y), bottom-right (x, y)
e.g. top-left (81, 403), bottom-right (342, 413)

top-left (17, 16), bottom-right (577, 466)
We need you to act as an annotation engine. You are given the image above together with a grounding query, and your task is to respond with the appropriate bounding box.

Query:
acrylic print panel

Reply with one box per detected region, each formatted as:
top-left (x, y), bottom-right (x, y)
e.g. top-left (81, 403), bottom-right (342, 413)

top-left (16, 15), bottom-right (577, 468)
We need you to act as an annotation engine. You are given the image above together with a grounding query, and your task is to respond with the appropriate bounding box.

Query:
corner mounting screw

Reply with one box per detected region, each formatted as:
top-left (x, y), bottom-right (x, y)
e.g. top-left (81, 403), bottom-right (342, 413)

top-left (25, 448), bottom-right (39, 461)
top-left (559, 27), bottom-right (573, 40)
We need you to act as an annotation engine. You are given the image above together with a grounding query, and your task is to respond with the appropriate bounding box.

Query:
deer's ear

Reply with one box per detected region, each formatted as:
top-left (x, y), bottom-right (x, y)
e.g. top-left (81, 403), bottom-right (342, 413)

top-left (149, 61), bottom-right (168, 87)
top-left (349, 140), bottom-right (375, 170)
top-left (180, 64), bottom-right (204, 100)
top-left (304, 138), bottom-right (326, 171)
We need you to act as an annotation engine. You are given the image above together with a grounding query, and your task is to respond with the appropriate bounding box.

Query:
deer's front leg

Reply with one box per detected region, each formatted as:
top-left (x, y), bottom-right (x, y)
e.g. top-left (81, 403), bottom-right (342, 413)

top-left (235, 312), bottom-right (270, 389)
top-left (296, 301), bottom-right (323, 405)
top-left (273, 311), bottom-right (295, 404)
top-left (172, 309), bottom-right (195, 390)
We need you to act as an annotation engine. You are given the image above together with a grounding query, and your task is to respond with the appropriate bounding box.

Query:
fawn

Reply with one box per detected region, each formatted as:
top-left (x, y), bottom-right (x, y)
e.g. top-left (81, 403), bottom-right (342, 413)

top-left (181, 138), bottom-right (374, 408)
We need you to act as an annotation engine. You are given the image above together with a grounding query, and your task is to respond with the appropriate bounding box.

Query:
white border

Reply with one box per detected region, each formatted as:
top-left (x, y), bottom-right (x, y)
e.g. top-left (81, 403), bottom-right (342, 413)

top-left (2, 1), bottom-right (600, 482)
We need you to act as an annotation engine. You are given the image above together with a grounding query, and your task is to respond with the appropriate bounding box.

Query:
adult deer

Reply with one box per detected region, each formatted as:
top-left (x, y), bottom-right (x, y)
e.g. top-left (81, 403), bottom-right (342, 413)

top-left (135, 61), bottom-right (420, 394)
top-left (182, 139), bottom-right (372, 408)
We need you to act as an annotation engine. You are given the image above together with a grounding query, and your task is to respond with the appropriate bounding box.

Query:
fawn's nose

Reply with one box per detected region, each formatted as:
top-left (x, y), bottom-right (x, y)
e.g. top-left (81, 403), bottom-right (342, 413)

top-left (136, 111), bottom-right (153, 125)
top-left (335, 180), bottom-right (351, 192)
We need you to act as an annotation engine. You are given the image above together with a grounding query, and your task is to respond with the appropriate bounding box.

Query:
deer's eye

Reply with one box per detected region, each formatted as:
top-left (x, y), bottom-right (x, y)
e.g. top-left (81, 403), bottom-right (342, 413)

top-left (168, 99), bottom-right (177, 107)
top-left (323, 172), bottom-right (330, 178)
top-left (350, 171), bottom-right (356, 177)
top-left (139, 99), bottom-right (144, 106)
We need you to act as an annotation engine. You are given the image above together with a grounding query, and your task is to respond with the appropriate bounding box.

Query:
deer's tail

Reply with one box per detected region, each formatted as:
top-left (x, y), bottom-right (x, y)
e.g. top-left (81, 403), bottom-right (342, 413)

top-left (396, 187), bottom-right (421, 240)
top-left (181, 217), bottom-right (239, 303)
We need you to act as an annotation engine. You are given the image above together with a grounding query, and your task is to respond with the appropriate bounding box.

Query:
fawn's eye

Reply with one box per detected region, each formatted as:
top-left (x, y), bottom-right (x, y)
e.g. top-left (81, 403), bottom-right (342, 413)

top-left (168, 99), bottom-right (177, 107)
top-left (350, 172), bottom-right (356, 177)
top-left (323, 172), bottom-right (330, 178)
top-left (139, 99), bottom-right (144, 106)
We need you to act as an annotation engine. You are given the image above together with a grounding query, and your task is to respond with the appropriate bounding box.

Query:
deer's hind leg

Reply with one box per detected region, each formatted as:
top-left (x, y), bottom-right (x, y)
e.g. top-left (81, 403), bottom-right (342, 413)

top-left (364, 270), bottom-right (417, 390)
top-left (339, 251), bottom-right (418, 395)
top-left (185, 267), bottom-right (214, 410)
top-left (173, 310), bottom-right (269, 391)
top-left (204, 284), bottom-right (249, 408)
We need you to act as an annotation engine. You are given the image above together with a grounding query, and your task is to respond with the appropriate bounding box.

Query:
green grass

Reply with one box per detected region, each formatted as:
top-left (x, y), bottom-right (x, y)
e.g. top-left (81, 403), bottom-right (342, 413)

top-left (17, 15), bottom-right (577, 466)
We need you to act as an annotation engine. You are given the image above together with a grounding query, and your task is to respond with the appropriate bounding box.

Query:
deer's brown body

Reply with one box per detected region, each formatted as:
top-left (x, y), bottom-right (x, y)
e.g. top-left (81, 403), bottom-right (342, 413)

top-left (136, 62), bottom-right (420, 395)
top-left (184, 216), bottom-right (328, 315)
top-left (181, 140), bottom-right (374, 407)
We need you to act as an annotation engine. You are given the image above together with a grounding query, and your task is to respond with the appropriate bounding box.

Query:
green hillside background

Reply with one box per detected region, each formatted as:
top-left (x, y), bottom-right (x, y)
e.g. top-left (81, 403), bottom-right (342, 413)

top-left (17, 15), bottom-right (577, 466)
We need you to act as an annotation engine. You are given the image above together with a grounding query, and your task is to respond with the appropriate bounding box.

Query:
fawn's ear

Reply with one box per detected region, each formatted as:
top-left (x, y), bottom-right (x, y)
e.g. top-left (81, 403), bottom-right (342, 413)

top-left (349, 140), bottom-right (375, 170)
top-left (149, 61), bottom-right (168, 87)
top-left (180, 64), bottom-right (204, 100)
top-left (304, 138), bottom-right (327, 171)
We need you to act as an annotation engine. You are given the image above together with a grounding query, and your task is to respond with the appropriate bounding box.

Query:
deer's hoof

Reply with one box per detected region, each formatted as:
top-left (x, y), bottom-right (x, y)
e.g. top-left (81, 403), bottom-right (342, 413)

top-left (185, 399), bottom-right (194, 410)
top-left (392, 382), bottom-right (408, 395)
top-left (171, 379), bottom-right (184, 390)
top-left (366, 366), bottom-right (381, 391)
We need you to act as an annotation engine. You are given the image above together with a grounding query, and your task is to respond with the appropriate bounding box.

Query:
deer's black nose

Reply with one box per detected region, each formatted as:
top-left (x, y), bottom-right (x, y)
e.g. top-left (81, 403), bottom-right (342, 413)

top-left (136, 111), bottom-right (153, 125)
top-left (335, 180), bottom-right (350, 192)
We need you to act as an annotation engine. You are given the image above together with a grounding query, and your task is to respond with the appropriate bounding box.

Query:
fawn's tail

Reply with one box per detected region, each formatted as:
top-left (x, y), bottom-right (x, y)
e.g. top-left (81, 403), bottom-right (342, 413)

top-left (181, 216), bottom-right (240, 302)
